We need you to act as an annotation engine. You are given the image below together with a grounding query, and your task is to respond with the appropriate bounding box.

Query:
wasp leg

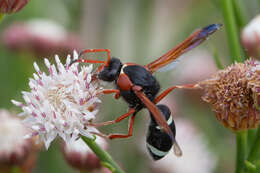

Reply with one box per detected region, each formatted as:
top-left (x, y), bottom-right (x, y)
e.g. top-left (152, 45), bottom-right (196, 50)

top-left (98, 89), bottom-right (120, 99)
top-left (88, 108), bottom-right (136, 127)
top-left (154, 84), bottom-right (198, 104)
top-left (108, 114), bottom-right (136, 139)
top-left (90, 131), bottom-right (109, 139)
top-left (79, 49), bottom-right (111, 66)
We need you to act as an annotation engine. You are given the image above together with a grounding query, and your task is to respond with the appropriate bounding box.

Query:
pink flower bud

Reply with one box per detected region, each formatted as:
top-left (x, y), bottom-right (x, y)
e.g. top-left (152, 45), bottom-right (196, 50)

top-left (2, 19), bottom-right (83, 57)
top-left (0, 109), bottom-right (33, 166)
top-left (242, 15), bottom-right (260, 59)
top-left (62, 137), bottom-right (108, 171)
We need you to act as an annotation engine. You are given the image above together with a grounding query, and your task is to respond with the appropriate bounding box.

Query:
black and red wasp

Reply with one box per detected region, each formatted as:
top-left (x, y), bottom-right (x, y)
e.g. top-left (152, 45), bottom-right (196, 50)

top-left (70, 24), bottom-right (222, 158)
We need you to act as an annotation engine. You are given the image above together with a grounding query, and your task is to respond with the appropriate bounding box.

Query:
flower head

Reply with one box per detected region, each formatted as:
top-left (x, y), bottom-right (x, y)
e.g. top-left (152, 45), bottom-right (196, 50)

top-left (198, 59), bottom-right (260, 131)
top-left (62, 136), bottom-right (108, 171)
top-left (0, 0), bottom-right (29, 14)
top-left (12, 51), bottom-right (102, 149)
top-left (0, 109), bottom-right (32, 166)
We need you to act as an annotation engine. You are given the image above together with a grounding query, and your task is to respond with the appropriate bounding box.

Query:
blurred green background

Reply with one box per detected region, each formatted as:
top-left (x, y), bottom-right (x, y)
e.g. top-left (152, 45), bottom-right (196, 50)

top-left (1, 0), bottom-right (260, 173)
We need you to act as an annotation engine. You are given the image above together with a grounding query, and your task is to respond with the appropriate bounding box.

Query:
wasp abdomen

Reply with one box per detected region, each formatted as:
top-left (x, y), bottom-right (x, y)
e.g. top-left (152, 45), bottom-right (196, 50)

top-left (146, 104), bottom-right (176, 160)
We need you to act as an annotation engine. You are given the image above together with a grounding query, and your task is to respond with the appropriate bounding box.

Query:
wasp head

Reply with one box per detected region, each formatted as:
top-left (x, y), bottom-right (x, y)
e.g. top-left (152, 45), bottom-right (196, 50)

top-left (98, 57), bottom-right (122, 82)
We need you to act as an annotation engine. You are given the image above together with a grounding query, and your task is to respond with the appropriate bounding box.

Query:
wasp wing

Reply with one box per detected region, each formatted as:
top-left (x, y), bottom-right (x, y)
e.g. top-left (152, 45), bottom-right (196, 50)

top-left (146, 24), bottom-right (222, 73)
top-left (133, 87), bottom-right (182, 157)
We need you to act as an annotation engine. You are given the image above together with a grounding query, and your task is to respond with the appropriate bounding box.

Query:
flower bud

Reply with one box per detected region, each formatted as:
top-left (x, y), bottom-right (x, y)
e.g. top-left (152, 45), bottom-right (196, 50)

top-left (198, 59), bottom-right (260, 131)
top-left (241, 15), bottom-right (260, 59)
top-left (62, 136), bottom-right (108, 171)
top-left (0, 0), bottom-right (29, 14)
top-left (0, 109), bottom-right (33, 167)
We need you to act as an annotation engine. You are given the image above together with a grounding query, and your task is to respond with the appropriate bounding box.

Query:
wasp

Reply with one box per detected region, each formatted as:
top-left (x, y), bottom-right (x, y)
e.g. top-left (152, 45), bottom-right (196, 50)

top-left (70, 24), bottom-right (221, 158)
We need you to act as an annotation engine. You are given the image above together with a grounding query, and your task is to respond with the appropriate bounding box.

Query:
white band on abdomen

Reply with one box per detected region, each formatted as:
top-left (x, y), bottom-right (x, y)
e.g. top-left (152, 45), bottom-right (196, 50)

top-left (146, 143), bottom-right (168, 157)
top-left (155, 115), bottom-right (173, 130)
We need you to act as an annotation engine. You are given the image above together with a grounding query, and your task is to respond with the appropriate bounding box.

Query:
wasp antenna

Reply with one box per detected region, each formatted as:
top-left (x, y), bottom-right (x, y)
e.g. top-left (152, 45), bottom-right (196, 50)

top-left (78, 51), bottom-right (85, 59)
top-left (78, 49), bottom-right (111, 67)
top-left (69, 59), bottom-right (106, 67)
top-left (69, 59), bottom-right (78, 66)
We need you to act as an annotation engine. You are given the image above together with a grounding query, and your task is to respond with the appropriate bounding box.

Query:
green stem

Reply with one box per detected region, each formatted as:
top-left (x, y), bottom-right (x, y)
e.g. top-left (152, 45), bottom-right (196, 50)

top-left (220, 1), bottom-right (251, 173)
top-left (247, 129), bottom-right (257, 151)
top-left (244, 160), bottom-right (256, 172)
top-left (11, 166), bottom-right (21, 173)
top-left (236, 131), bottom-right (247, 173)
top-left (232, 0), bottom-right (247, 29)
top-left (220, 0), bottom-right (244, 62)
top-left (0, 14), bottom-right (5, 23)
top-left (213, 49), bottom-right (224, 69)
top-left (80, 170), bottom-right (89, 173)
top-left (248, 127), bottom-right (260, 162)
top-left (81, 136), bottom-right (125, 173)
top-left (232, 0), bottom-right (249, 59)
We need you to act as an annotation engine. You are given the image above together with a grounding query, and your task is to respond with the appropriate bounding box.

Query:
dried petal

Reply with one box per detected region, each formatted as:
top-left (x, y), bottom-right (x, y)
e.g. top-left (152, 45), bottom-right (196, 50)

top-left (0, 0), bottom-right (29, 14)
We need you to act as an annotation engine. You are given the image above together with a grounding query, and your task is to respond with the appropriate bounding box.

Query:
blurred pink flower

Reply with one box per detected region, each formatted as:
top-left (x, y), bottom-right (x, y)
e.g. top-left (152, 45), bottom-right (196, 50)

top-left (175, 50), bottom-right (218, 84)
top-left (242, 15), bottom-right (260, 59)
top-left (62, 136), bottom-right (108, 171)
top-left (148, 119), bottom-right (216, 173)
top-left (2, 19), bottom-right (83, 57)
top-left (172, 50), bottom-right (218, 103)
top-left (0, 0), bottom-right (29, 14)
top-left (0, 109), bottom-right (32, 166)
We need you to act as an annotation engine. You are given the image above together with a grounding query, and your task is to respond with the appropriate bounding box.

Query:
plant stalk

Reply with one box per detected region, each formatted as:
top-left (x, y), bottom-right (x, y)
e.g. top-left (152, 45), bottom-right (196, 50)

top-left (248, 127), bottom-right (260, 162)
top-left (232, 0), bottom-right (247, 29)
top-left (81, 136), bottom-right (124, 173)
top-left (220, 0), bottom-right (244, 62)
top-left (236, 131), bottom-right (247, 173)
top-left (0, 14), bottom-right (5, 23)
top-left (220, 1), bottom-right (250, 173)
top-left (11, 166), bottom-right (21, 173)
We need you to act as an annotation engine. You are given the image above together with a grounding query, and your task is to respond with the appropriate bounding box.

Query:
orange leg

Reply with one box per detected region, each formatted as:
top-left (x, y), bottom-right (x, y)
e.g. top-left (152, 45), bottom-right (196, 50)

top-left (108, 114), bottom-right (136, 139)
top-left (98, 89), bottom-right (120, 99)
top-left (89, 108), bottom-right (136, 127)
top-left (154, 84), bottom-right (197, 104)
top-left (69, 49), bottom-right (111, 66)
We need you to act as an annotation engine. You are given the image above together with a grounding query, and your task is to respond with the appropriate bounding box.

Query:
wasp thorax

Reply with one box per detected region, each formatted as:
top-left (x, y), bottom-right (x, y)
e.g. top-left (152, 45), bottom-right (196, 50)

top-left (198, 59), bottom-right (260, 131)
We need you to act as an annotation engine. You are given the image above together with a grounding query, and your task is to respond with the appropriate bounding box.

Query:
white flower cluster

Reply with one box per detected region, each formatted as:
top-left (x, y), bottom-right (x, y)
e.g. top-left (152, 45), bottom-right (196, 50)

top-left (12, 51), bottom-right (102, 149)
